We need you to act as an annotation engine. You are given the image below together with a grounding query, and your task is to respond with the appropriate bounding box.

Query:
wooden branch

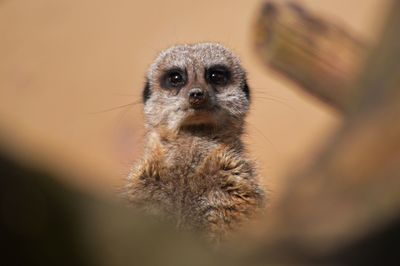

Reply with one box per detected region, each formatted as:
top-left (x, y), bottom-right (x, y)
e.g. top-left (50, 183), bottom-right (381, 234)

top-left (253, 1), bottom-right (368, 113)
top-left (251, 1), bottom-right (400, 264)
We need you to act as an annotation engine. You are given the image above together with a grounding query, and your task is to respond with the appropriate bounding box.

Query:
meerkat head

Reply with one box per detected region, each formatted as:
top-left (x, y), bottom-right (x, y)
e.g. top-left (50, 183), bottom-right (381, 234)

top-left (142, 43), bottom-right (250, 134)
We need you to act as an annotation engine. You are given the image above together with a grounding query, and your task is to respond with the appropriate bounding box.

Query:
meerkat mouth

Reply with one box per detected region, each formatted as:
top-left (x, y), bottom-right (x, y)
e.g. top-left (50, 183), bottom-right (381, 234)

top-left (181, 107), bottom-right (218, 127)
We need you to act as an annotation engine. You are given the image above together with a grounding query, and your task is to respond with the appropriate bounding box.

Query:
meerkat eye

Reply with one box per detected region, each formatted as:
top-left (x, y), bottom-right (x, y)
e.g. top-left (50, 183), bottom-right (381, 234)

top-left (169, 72), bottom-right (183, 84)
top-left (161, 69), bottom-right (187, 89)
top-left (206, 66), bottom-right (231, 86)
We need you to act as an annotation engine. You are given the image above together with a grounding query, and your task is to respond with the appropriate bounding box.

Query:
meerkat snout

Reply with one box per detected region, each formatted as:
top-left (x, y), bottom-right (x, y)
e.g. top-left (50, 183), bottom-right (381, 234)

top-left (188, 87), bottom-right (208, 108)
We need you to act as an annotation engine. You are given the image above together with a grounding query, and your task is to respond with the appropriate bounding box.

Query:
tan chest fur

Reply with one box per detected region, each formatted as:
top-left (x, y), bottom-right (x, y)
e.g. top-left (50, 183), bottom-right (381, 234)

top-left (125, 130), bottom-right (265, 241)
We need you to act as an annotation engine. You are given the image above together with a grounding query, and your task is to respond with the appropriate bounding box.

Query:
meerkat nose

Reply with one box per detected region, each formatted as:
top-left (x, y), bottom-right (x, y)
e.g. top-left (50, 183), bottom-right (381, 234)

top-left (188, 88), bottom-right (207, 108)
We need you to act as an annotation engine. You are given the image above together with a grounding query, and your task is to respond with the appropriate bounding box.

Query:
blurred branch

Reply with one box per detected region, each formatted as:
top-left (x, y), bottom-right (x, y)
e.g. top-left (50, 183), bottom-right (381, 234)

top-left (253, 1), bottom-right (368, 113)
top-left (251, 1), bottom-right (400, 264)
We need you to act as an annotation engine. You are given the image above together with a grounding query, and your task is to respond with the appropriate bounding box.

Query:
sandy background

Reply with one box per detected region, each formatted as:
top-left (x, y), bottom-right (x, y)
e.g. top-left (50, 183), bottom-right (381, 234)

top-left (0, 0), bottom-right (389, 195)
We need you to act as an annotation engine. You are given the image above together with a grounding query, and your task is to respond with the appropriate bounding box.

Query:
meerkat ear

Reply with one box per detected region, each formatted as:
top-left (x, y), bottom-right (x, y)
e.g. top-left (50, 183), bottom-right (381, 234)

top-left (142, 80), bottom-right (151, 104)
top-left (241, 80), bottom-right (250, 100)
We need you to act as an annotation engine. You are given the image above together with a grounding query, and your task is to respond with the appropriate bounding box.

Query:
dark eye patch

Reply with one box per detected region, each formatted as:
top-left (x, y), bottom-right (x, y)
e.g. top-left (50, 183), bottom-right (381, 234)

top-left (241, 80), bottom-right (250, 100)
top-left (142, 79), bottom-right (151, 104)
top-left (205, 65), bottom-right (231, 86)
top-left (160, 68), bottom-right (187, 89)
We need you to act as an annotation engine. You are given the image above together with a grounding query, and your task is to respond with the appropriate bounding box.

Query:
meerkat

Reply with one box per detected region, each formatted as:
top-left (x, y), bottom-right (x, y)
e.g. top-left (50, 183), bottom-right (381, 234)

top-left (123, 43), bottom-right (266, 243)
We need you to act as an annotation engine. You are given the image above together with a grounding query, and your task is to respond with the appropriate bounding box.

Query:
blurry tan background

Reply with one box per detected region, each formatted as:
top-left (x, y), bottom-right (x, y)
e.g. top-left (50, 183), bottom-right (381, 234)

top-left (0, 0), bottom-right (389, 195)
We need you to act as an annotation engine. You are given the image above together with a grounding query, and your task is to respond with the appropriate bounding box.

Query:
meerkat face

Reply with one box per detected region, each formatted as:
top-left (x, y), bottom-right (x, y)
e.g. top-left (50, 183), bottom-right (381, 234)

top-left (142, 43), bottom-right (250, 133)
